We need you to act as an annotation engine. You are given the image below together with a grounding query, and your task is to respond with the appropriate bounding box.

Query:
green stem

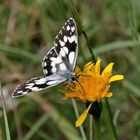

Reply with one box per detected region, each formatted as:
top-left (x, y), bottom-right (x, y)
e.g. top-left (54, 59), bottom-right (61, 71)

top-left (72, 99), bottom-right (87, 140)
top-left (105, 99), bottom-right (118, 140)
top-left (93, 117), bottom-right (101, 140)
top-left (89, 115), bottom-right (93, 140)
top-left (82, 31), bottom-right (96, 63)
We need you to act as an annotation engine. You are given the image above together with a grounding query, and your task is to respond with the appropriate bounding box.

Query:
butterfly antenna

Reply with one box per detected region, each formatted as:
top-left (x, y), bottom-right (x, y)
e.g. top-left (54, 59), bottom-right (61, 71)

top-left (75, 79), bottom-right (85, 94)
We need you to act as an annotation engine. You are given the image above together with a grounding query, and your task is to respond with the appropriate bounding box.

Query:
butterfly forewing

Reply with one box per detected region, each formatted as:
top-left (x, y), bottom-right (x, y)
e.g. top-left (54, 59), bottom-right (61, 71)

top-left (55, 18), bottom-right (78, 70)
top-left (42, 18), bottom-right (78, 76)
top-left (12, 18), bottom-right (78, 97)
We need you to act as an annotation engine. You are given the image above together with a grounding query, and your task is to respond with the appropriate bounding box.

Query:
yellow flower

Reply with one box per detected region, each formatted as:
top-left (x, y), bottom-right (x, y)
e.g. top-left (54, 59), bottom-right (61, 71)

top-left (64, 59), bottom-right (124, 127)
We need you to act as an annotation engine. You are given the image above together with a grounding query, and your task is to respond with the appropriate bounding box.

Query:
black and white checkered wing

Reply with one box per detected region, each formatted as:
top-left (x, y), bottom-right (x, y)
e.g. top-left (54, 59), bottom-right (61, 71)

top-left (12, 18), bottom-right (78, 97)
top-left (42, 18), bottom-right (78, 76)
top-left (12, 77), bottom-right (48, 97)
top-left (12, 75), bottom-right (66, 97)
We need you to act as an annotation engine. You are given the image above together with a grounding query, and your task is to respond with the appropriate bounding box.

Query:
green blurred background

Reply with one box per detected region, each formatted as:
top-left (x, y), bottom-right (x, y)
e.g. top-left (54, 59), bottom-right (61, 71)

top-left (0, 0), bottom-right (140, 139)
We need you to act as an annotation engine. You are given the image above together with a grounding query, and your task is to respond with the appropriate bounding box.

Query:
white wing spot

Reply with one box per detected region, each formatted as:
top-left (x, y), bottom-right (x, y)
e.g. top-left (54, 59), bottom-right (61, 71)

top-left (26, 83), bottom-right (34, 89)
top-left (66, 25), bottom-right (70, 31)
top-left (56, 35), bottom-right (58, 39)
top-left (52, 67), bottom-right (57, 73)
top-left (60, 48), bottom-right (66, 57)
top-left (63, 36), bottom-right (67, 43)
top-left (71, 26), bottom-right (75, 32)
top-left (59, 63), bottom-right (67, 71)
top-left (63, 47), bottom-right (69, 54)
top-left (42, 62), bottom-right (47, 67)
top-left (59, 30), bottom-right (62, 34)
top-left (54, 43), bottom-right (58, 47)
top-left (23, 91), bottom-right (28, 95)
top-left (43, 56), bottom-right (47, 61)
top-left (35, 78), bottom-right (46, 85)
top-left (69, 51), bottom-right (75, 64)
top-left (31, 87), bottom-right (39, 91)
top-left (27, 83), bottom-right (34, 86)
top-left (68, 35), bottom-right (77, 43)
top-left (59, 40), bottom-right (65, 46)
top-left (51, 61), bottom-right (56, 67)
top-left (17, 91), bottom-right (23, 94)
top-left (43, 69), bottom-right (48, 74)
top-left (47, 80), bottom-right (59, 85)
top-left (50, 57), bottom-right (62, 64)
top-left (49, 51), bottom-right (53, 54)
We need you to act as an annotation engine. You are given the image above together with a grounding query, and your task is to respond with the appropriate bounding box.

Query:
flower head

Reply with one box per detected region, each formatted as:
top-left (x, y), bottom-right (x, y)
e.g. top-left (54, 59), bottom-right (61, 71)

top-left (64, 59), bottom-right (124, 127)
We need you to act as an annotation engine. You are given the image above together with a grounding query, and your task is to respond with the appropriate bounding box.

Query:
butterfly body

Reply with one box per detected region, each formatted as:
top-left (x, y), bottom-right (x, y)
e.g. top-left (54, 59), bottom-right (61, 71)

top-left (12, 18), bottom-right (78, 97)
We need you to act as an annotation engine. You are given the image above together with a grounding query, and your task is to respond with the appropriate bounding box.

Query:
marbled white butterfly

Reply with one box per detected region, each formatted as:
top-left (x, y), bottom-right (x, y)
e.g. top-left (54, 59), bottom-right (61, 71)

top-left (12, 18), bottom-right (78, 97)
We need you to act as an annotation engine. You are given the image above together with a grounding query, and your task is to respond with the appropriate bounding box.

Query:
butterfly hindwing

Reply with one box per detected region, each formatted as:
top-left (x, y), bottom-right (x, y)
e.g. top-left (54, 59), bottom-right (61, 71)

top-left (12, 75), bottom-right (66, 97)
top-left (42, 47), bottom-right (59, 76)
top-left (12, 77), bottom-right (48, 97)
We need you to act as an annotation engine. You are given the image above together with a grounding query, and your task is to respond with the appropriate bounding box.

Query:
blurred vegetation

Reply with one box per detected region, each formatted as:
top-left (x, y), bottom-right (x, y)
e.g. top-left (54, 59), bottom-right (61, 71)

top-left (0, 0), bottom-right (140, 139)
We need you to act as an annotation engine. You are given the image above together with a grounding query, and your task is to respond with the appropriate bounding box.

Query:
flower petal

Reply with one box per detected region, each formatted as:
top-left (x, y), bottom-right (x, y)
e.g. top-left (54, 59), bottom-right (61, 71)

top-left (109, 75), bottom-right (124, 83)
top-left (84, 62), bottom-right (94, 72)
top-left (84, 62), bottom-right (93, 68)
top-left (101, 63), bottom-right (114, 83)
top-left (95, 58), bottom-right (101, 74)
top-left (105, 92), bottom-right (113, 97)
top-left (65, 92), bottom-right (78, 98)
top-left (75, 103), bottom-right (92, 127)
top-left (74, 66), bottom-right (81, 74)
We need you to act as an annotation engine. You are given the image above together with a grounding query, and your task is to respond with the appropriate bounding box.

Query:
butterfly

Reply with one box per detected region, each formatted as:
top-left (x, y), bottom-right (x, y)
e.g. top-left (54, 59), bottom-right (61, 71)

top-left (12, 18), bottom-right (78, 97)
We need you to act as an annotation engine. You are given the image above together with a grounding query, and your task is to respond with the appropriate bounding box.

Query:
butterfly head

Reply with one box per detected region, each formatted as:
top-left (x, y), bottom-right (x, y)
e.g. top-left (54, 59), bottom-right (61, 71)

top-left (69, 72), bottom-right (77, 81)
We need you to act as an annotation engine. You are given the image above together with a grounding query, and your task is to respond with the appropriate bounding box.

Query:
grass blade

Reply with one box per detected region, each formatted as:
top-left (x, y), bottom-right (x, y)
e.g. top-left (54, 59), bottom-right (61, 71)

top-left (0, 83), bottom-right (11, 140)
top-left (24, 114), bottom-right (50, 140)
